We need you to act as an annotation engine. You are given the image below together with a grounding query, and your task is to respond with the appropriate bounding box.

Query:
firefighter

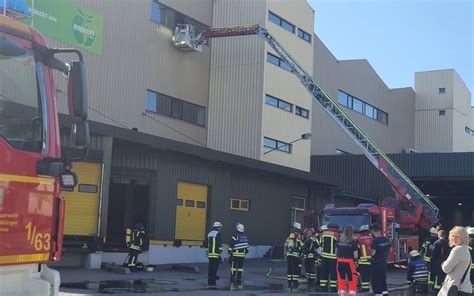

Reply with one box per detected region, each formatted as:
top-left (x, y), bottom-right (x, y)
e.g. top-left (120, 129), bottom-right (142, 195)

top-left (314, 226), bottom-right (324, 286)
top-left (303, 228), bottom-right (319, 284)
top-left (285, 222), bottom-right (303, 288)
top-left (370, 223), bottom-right (391, 296)
top-left (318, 223), bottom-right (340, 292)
top-left (420, 227), bottom-right (438, 288)
top-left (406, 250), bottom-right (429, 293)
top-left (357, 224), bottom-right (373, 292)
top-left (468, 227), bottom-right (474, 283)
top-left (123, 223), bottom-right (145, 271)
top-left (430, 229), bottom-right (450, 293)
top-left (206, 221), bottom-right (223, 286)
top-left (228, 223), bottom-right (249, 284)
top-left (336, 225), bottom-right (358, 296)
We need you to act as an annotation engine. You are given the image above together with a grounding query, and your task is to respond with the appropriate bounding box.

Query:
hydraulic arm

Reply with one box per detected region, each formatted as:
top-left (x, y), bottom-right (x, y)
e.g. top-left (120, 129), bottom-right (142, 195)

top-left (173, 24), bottom-right (439, 229)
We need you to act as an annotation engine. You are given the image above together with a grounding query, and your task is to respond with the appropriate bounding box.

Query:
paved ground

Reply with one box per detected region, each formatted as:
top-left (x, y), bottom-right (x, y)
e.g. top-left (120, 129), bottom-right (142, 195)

top-left (58, 258), bottom-right (413, 295)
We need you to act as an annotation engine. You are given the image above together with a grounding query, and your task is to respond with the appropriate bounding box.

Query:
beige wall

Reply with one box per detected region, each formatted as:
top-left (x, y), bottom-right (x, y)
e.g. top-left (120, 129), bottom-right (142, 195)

top-left (312, 36), bottom-right (415, 155)
top-left (415, 70), bottom-right (473, 152)
top-left (261, 0), bottom-right (314, 171)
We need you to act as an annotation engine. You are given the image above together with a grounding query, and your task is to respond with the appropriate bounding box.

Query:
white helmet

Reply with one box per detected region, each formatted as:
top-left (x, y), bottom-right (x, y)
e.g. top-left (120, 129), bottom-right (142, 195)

top-left (429, 227), bottom-right (437, 235)
top-left (293, 222), bottom-right (302, 230)
top-left (359, 225), bottom-right (370, 232)
top-left (319, 225), bottom-right (328, 232)
top-left (409, 250), bottom-right (420, 258)
top-left (213, 221), bottom-right (223, 229)
top-left (236, 223), bottom-right (244, 232)
top-left (467, 227), bottom-right (474, 236)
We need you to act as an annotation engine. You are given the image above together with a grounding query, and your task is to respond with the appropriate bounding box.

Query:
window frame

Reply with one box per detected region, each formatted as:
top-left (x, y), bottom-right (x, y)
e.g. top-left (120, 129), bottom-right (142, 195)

top-left (266, 53), bottom-right (291, 72)
top-left (230, 198), bottom-right (250, 212)
top-left (338, 90), bottom-right (388, 125)
top-left (268, 11), bottom-right (295, 33)
top-left (263, 136), bottom-right (292, 153)
top-left (295, 106), bottom-right (309, 118)
top-left (297, 28), bottom-right (311, 43)
top-left (439, 87), bottom-right (446, 94)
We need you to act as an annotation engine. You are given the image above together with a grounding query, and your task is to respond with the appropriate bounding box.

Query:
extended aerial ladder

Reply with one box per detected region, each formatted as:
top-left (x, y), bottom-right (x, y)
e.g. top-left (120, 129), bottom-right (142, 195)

top-left (173, 24), bottom-right (439, 230)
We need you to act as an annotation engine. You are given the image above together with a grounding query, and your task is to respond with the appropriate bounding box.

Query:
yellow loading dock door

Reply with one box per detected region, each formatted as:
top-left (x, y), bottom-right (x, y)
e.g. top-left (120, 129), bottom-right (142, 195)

top-left (175, 182), bottom-right (208, 241)
top-left (62, 162), bottom-right (102, 236)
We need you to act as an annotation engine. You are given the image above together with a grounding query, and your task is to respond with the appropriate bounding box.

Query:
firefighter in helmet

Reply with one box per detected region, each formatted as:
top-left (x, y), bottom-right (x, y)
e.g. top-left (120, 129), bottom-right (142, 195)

top-left (228, 223), bottom-right (249, 284)
top-left (123, 223), bottom-right (145, 271)
top-left (285, 222), bottom-right (303, 288)
top-left (357, 224), bottom-right (373, 292)
top-left (303, 227), bottom-right (319, 284)
top-left (406, 250), bottom-right (429, 293)
top-left (206, 221), bottom-right (223, 286)
top-left (420, 227), bottom-right (438, 288)
top-left (318, 223), bottom-right (340, 292)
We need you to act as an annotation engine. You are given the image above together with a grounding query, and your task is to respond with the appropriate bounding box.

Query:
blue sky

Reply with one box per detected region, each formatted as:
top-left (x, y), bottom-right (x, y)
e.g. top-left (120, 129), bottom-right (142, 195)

top-left (307, 0), bottom-right (473, 105)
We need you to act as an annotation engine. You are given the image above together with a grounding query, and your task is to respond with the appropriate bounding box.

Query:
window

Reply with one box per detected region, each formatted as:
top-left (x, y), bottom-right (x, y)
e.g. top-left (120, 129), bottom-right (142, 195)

top-left (177, 199), bottom-right (183, 206)
top-left (196, 201), bottom-right (206, 208)
top-left (295, 106), bottom-right (309, 118)
top-left (151, 1), bottom-right (208, 41)
top-left (297, 28), bottom-right (311, 43)
top-left (352, 98), bottom-right (363, 113)
top-left (290, 197), bottom-right (305, 226)
top-left (230, 198), bottom-right (250, 211)
top-left (338, 90), bottom-right (388, 125)
top-left (146, 90), bottom-right (206, 126)
top-left (439, 87), bottom-right (446, 94)
top-left (185, 200), bottom-right (195, 207)
top-left (266, 53), bottom-right (291, 72)
top-left (265, 95), bottom-right (292, 112)
top-left (439, 110), bottom-right (446, 116)
top-left (78, 184), bottom-right (98, 193)
top-left (268, 11), bottom-right (295, 33)
top-left (263, 136), bottom-right (292, 153)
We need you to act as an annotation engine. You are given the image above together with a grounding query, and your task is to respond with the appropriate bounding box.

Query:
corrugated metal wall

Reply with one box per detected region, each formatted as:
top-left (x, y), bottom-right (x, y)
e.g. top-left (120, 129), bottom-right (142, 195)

top-left (112, 140), bottom-right (310, 245)
top-left (311, 153), bottom-right (474, 200)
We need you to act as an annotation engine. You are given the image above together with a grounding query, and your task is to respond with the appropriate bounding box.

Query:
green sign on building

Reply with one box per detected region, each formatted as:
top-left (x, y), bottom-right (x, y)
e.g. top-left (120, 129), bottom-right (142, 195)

top-left (22, 0), bottom-right (103, 54)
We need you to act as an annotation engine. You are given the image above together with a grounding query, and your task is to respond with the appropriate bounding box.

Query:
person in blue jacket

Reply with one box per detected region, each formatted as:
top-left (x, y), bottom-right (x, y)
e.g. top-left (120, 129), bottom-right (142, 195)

top-left (406, 250), bottom-right (429, 293)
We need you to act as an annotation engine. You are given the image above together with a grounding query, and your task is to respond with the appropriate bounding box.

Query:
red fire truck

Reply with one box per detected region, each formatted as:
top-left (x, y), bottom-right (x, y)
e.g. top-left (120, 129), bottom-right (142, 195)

top-left (320, 200), bottom-right (419, 263)
top-left (0, 13), bottom-right (89, 296)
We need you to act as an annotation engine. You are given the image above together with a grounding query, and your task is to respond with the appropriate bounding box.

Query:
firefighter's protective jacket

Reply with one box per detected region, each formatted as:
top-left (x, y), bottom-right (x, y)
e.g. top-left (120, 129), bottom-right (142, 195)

top-left (229, 232), bottom-right (249, 257)
top-left (357, 233), bottom-right (373, 265)
top-left (320, 228), bottom-right (339, 259)
top-left (407, 257), bottom-right (429, 283)
top-left (285, 232), bottom-right (302, 257)
top-left (206, 229), bottom-right (222, 259)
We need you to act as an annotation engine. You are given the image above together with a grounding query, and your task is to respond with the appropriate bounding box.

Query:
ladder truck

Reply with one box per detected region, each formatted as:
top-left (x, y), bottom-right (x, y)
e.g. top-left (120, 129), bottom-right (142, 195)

top-left (173, 24), bottom-right (439, 231)
top-left (0, 10), bottom-right (89, 296)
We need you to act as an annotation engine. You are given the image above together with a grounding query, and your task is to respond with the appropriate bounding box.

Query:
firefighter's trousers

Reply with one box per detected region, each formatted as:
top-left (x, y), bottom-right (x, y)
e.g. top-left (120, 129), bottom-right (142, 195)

top-left (230, 256), bottom-right (245, 282)
top-left (358, 263), bottom-right (371, 292)
top-left (320, 256), bottom-right (337, 290)
top-left (336, 258), bottom-right (357, 295)
top-left (432, 263), bottom-right (446, 291)
top-left (125, 247), bottom-right (142, 270)
top-left (370, 261), bottom-right (388, 295)
top-left (304, 257), bottom-right (316, 282)
top-left (208, 258), bottom-right (220, 285)
top-left (287, 256), bottom-right (299, 286)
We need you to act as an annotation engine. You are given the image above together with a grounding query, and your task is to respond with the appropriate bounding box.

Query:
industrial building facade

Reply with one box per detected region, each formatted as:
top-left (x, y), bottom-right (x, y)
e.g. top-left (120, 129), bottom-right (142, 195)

top-left (23, 0), bottom-right (471, 266)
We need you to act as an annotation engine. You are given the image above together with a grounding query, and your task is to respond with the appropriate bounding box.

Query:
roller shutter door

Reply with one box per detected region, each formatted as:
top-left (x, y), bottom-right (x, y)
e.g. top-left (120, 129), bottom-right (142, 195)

top-left (175, 182), bottom-right (208, 241)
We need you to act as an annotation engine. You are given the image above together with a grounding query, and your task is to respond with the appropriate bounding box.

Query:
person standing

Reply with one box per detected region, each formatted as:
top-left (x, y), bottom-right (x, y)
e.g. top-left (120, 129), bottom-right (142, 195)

top-left (421, 227), bottom-right (438, 289)
top-left (206, 221), bottom-right (223, 286)
top-left (285, 222), bottom-right (303, 288)
top-left (336, 225), bottom-right (358, 296)
top-left (123, 223), bottom-right (145, 271)
top-left (357, 224), bottom-right (373, 292)
top-left (370, 223), bottom-right (391, 296)
top-left (303, 228), bottom-right (319, 284)
top-left (467, 227), bottom-right (474, 283)
top-left (228, 223), bottom-right (249, 284)
top-left (431, 230), bottom-right (450, 293)
top-left (318, 224), bottom-right (340, 292)
top-left (438, 226), bottom-right (472, 296)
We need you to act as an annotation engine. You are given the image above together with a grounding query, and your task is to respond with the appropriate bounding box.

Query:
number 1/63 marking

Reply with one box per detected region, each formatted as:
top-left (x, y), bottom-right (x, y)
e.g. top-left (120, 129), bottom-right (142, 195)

top-left (25, 222), bottom-right (51, 252)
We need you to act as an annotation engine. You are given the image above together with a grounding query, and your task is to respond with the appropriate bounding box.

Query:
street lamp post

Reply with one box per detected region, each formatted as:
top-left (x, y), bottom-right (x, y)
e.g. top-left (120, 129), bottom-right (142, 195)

top-left (263, 132), bottom-right (312, 155)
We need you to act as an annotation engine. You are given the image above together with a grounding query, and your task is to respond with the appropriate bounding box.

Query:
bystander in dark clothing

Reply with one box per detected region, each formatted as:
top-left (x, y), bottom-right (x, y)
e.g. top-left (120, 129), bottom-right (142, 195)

top-left (431, 230), bottom-right (450, 292)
